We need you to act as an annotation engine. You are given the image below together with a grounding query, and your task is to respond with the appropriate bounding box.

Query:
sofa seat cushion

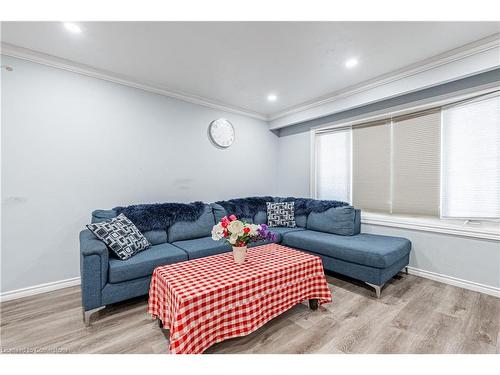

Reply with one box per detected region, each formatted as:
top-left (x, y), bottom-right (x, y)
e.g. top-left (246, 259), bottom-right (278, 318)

top-left (172, 237), bottom-right (231, 260)
top-left (268, 226), bottom-right (305, 242)
top-left (282, 230), bottom-right (411, 269)
top-left (108, 243), bottom-right (188, 283)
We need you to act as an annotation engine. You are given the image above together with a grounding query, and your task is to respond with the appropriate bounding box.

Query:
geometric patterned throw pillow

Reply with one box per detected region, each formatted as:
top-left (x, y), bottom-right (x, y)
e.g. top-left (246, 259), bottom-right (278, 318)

top-left (266, 201), bottom-right (296, 228)
top-left (86, 214), bottom-right (151, 260)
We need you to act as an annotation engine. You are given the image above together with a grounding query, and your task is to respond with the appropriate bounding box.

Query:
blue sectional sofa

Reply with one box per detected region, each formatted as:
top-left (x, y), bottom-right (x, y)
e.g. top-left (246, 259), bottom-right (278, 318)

top-left (80, 198), bottom-right (411, 325)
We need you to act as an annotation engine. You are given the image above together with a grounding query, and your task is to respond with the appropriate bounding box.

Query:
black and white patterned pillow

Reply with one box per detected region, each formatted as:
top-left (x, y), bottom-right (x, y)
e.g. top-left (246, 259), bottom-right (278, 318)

top-left (87, 214), bottom-right (151, 260)
top-left (266, 202), bottom-right (296, 228)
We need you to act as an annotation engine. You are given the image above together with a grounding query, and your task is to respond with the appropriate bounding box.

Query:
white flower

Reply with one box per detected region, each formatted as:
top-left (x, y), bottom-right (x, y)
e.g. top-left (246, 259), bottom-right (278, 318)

top-left (227, 220), bottom-right (244, 235)
top-left (229, 233), bottom-right (238, 245)
top-left (211, 223), bottom-right (225, 241)
top-left (248, 224), bottom-right (259, 236)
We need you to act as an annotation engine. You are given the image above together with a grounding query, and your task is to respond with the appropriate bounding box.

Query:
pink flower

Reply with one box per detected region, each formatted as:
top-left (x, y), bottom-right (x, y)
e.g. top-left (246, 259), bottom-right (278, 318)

top-left (221, 216), bottom-right (230, 228)
top-left (229, 214), bottom-right (237, 221)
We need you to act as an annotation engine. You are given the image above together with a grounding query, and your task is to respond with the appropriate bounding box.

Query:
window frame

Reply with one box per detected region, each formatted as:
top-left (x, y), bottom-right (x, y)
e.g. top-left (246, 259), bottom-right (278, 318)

top-left (310, 86), bottom-right (500, 241)
top-left (440, 92), bottom-right (500, 220)
top-left (313, 127), bottom-right (352, 203)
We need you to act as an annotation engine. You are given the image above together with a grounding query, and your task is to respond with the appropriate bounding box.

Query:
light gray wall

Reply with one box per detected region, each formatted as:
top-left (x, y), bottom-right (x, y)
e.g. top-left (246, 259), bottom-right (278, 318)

top-left (277, 71), bottom-right (500, 291)
top-left (362, 224), bottom-right (500, 289)
top-left (1, 55), bottom-right (278, 293)
top-left (276, 132), bottom-right (311, 197)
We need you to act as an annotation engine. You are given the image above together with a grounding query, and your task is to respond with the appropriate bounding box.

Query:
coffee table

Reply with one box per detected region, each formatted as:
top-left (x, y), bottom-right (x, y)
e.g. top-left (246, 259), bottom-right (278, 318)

top-left (147, 243), bottom-right (332, 354)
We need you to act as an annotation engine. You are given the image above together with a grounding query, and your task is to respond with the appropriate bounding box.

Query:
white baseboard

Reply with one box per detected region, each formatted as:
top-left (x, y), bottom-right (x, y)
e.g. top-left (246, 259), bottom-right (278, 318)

top-left (407, 267), bottom-right (500, 298)
top-left (0, 277), bottom-right (81, 303)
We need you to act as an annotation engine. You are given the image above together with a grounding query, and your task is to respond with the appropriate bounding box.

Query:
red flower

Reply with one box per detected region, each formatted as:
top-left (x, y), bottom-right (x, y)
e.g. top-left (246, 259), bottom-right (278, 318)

top-left (223, 229), bottom-right (228, 237)
top-left (229, 214), bottom-right (237, 221)
top-left (243, 227), bottom-right (250, 234)
top-left (221, 216), bottom-right (230, 228)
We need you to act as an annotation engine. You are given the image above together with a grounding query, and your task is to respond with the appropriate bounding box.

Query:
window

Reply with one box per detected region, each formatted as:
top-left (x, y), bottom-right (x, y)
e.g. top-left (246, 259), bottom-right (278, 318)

top-left (314, 128), bottom-right (351, 202)
top-left (441, 94), bottom-right (500, 219)
top-left (392, 110), bottom-right (441, 216)
top-left (313, 91), bottom-right (500, 221)
top-left (352, 120), bottom-right (391, 211)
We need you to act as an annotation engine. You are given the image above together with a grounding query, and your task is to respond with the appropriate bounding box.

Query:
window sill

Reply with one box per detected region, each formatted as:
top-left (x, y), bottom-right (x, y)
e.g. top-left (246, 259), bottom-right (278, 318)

top-left (361, 212), bottom-right (500, 241)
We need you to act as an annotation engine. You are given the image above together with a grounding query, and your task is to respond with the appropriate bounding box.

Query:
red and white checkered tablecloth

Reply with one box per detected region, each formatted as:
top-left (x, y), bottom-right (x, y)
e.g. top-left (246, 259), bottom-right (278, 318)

top-left (147, 243), bottom-right (332, 354)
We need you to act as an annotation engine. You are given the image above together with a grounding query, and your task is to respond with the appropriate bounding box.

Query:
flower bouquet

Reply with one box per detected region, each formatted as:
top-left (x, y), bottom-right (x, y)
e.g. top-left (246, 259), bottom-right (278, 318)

top-left (211, 215), bottom-right (276, 264)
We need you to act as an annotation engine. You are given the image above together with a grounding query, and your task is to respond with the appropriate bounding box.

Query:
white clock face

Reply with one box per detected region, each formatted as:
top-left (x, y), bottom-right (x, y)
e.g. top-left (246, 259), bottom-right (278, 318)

top-left (208, 118), bottom-right (235, 148)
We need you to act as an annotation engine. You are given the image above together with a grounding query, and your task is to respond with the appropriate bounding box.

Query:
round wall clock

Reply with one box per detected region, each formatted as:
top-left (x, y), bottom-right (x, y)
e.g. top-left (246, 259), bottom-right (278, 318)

top-left (208, 118), bottom-right (235, 148)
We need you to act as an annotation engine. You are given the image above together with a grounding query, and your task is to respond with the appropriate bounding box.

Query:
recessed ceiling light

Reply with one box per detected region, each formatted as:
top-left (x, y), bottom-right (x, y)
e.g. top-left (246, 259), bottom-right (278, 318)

top-left (345, 58), bottom-right (359, 69)
top-left (63, 22), bottom-right (82, 34)
top-left (267, 94), bottom-right (277, 102)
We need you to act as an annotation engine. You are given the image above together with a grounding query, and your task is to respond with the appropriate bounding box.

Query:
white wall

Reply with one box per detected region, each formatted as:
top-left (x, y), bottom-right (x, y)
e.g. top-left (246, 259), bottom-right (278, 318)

top-left (1, 55), bottom-right (278, 294)
top-left (362, 224), bottom-right (500, 292)
top-left (277, 128), bottom-right (500, 295)
top-left (276, 132), bottom-right (311, 197)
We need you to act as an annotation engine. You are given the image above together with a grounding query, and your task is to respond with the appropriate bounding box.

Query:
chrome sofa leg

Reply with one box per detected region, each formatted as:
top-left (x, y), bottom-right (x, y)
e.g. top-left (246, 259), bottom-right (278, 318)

top-left (82, 306), bottom-right (106, 327)
top-left (366, 283), bottom-right (382, 298)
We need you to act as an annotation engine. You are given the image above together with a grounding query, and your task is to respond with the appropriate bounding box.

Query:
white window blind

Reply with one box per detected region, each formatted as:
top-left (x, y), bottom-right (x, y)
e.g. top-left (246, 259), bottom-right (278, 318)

top-left (441, 94), bottom-right (500, 219)
top-left (392, 110), bottom-right (441, 216)
top-left (352, 120), bottom-right (391, 212)
top-left (315, 128), bottom-right (351, 202)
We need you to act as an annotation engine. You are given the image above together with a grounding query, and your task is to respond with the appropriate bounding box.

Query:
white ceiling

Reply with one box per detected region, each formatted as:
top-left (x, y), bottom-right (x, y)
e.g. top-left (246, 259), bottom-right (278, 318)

top-left (2, 22), bottom-right (499, 117)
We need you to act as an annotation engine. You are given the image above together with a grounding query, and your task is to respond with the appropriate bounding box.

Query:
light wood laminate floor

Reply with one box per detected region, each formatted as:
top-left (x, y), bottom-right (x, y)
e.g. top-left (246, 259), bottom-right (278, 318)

top-left (1, 272), bottom-right (499, 354)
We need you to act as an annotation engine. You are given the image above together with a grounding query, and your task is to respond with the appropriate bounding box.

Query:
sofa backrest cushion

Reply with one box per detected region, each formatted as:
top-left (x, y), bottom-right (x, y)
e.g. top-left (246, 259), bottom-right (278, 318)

top-left (273, 197), bottom-right (348, 227)
top-left (91, 209), bottom-right (117, 223)
top-left (212, 200), bottom-right (311, 228)
top-left (253, 211), bottom-right (267, 224)
top-left (142, 230), bottom-right (169, 245)
top-left (354, 209), bottom-right (361, 235)
top-left (168, 204), bottom-right (215, 242)
top-left (274, 197), bottom-right (308, 227)
top-left (211, 202), bottom-right (254, 223)
top-left (211, 203), bottom-right (226, 223)
top-left (91, 209), bottom-right (168, 245)
top-left (306, 206), bottom-right (357, 236)
top-left (295, 215), bottom-right (307, 228)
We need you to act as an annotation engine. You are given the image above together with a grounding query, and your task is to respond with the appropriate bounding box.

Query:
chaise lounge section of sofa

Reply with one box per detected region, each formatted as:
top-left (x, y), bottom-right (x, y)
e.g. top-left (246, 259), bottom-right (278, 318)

top-left (80, 197), bottom-right (411, 325)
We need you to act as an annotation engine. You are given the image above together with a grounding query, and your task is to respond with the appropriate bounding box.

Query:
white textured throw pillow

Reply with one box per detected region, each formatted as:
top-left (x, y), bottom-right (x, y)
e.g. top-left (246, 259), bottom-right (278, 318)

top-left (266, 202), bottom-right (296, 227)
top-left (87, 214), bottom-right (151, 260)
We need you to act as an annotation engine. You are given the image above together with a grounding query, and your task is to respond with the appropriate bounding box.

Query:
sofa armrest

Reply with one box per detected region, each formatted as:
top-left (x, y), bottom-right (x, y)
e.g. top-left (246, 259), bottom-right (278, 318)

top-left (80, 229), bottom-right (109, 310)
top-left (80, 229), bottom-right (107, 255)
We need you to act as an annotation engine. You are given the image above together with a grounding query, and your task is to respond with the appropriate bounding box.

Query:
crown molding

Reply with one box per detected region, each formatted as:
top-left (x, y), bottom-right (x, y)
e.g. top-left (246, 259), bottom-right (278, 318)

top-left (3, 34), bottom-right (499, 126)
top-left (268, 33), bottom-right (500, 122)
top-left (0, 42), bottom-right (268, 121)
